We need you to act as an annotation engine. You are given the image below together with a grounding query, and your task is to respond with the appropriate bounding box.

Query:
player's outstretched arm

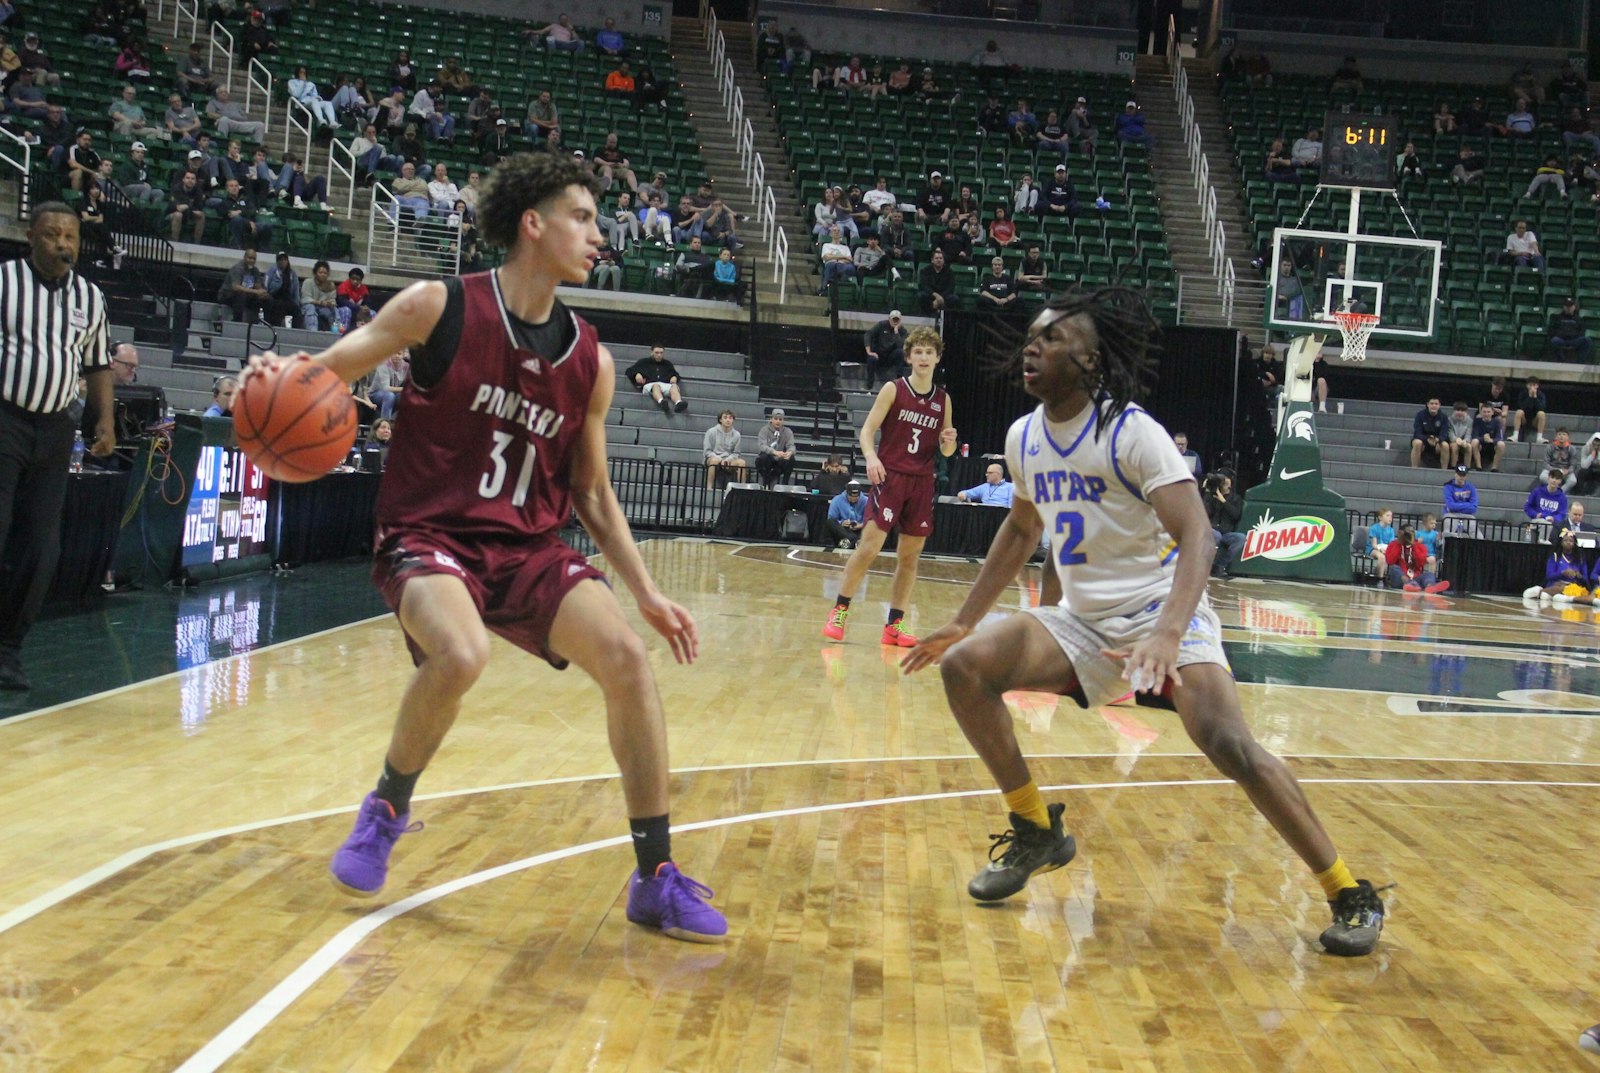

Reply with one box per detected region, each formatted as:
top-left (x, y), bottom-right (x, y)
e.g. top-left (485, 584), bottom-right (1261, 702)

top-left (859, 381), bottom-right (897, 484)
top-left (244, 280), bottom-right (445, 387)
top-left (569, 345), bottom-right (698, 664)
top-left (902, 497), bottom-right (1044, 673)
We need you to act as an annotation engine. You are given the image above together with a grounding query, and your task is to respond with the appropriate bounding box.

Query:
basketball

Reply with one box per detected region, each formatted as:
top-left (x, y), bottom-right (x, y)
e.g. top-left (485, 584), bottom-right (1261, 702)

top-left (235, 359), bottom-right (359, 483)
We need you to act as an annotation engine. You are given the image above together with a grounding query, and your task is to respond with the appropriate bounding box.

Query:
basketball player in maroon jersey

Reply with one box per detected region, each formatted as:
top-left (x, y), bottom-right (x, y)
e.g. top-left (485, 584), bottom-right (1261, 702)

top-left (244, 153), bottom-right (725, 941)
top-left (823, 327), bottom-right (958, 645)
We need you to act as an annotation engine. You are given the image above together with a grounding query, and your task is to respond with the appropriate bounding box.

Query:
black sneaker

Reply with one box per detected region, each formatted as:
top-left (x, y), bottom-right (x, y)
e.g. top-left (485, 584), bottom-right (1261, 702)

top-left (967, 802), bottom-right (1076, 902)
top-left (1320, 879), bottom-right (1389, 956)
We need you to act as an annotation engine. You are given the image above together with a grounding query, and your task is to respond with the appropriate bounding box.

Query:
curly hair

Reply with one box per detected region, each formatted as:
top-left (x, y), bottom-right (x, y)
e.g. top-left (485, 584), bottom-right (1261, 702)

top-left (477, 152), bottom-right (602, 250)
top-left (1010, 285), bottom-right (1161, 437)
top-left (904, 325), bottom-right (944, 356)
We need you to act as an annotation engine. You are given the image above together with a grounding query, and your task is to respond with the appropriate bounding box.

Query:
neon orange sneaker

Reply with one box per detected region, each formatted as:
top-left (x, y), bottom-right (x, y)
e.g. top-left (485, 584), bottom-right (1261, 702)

top-left (882, 621), bottom-right (917, 647)
top-left (822, 603), bottom-right (849, 641)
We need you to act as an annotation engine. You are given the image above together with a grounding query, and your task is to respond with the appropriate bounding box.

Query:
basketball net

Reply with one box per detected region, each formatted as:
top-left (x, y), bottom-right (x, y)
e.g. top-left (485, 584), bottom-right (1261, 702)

top-left (1331, 309), bottom-right (1380, 362)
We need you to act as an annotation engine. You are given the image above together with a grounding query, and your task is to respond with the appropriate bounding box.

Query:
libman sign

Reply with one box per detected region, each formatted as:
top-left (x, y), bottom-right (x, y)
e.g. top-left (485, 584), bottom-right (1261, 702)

top-left (1240, 512), bottom-right (1338, 564)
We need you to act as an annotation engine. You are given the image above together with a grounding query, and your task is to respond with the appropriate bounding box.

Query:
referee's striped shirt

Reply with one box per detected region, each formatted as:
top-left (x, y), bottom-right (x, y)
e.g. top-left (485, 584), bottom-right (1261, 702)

top-left (0, 257), bottom-right (110, 415)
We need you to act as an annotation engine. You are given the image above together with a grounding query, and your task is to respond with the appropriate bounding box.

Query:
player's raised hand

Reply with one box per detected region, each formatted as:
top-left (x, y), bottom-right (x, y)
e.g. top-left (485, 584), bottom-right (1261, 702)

top-left (637, 591), bottom-right (700, 665)
top-left (1101, 633), bottom-right (1183, 695)
top-left (900, 621), bottom-right (970, 674)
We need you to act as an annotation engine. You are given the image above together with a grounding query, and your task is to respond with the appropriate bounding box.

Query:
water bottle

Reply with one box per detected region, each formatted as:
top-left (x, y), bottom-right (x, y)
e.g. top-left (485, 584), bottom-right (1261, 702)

top-left (960, 442), bottom-right (969, 457)
top-left (70, 431), bottom-right (85, 473)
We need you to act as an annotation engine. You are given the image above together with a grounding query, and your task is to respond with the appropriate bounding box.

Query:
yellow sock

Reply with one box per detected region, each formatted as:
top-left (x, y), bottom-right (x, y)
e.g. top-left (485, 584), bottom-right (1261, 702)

top-left (1315, 856), bottom-right (1356, 901)
top-left (1002, 781), bottom-right (1051, 829)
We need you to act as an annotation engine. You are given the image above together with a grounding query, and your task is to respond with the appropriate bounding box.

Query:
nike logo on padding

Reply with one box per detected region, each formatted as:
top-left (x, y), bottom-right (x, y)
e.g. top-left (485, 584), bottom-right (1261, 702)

top-left (1278, 467), bottom-right (1316, 481)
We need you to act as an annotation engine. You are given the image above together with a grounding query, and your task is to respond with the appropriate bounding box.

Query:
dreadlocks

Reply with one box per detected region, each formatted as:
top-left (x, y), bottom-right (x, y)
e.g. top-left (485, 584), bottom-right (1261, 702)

top-left (1013, 285), bottom-right (1162, 437)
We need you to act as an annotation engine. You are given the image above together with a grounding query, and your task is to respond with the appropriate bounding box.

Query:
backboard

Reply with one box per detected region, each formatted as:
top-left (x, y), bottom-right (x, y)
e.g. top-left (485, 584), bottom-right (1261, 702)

top-left (1267, 226), bottom-right (1442, 340)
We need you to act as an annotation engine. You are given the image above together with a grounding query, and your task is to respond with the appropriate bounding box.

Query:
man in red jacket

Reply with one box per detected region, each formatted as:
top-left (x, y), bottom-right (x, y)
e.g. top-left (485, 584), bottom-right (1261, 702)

top-left (1384, 526), bottom-right (1449, 593)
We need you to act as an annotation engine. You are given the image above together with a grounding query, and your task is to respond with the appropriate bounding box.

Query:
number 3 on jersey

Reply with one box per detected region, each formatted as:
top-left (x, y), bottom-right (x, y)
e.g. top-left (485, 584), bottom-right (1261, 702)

top-left (1054, 510), bottom-right (1086, 566)
top-left (908, 427), bottom-right (921, 454)
top-left (479, 431), bottom-right (538, 507)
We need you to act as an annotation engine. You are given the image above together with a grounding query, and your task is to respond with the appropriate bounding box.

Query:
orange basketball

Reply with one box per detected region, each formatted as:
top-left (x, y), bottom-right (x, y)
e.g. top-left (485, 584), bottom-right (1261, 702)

top-left (235, 360), bottom-right (359, 483)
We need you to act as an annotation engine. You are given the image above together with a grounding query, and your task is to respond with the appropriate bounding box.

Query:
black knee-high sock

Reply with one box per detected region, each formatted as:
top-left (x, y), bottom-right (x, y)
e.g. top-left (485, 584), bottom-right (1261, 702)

top-left (887, 607), bottom-right (904, 625)
top-left (630, 814), bottom-right (672, 876)
top-left (375, 759), bottom-right (421, 816)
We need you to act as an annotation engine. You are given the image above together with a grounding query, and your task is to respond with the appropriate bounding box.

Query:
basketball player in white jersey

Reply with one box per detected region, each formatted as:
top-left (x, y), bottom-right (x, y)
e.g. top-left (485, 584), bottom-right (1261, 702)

top-left (902, 287), bottom-right (1386, 957)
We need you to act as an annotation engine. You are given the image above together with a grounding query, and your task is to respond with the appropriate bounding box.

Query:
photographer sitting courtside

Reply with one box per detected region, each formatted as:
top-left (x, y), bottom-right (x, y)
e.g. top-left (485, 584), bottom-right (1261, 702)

top-left (1204, 471), bottom-right (1245, 578)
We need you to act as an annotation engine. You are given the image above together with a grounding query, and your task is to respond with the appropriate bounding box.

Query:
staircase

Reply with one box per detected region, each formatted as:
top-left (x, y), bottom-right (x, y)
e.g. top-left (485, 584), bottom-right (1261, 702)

top-left (1135, 54), bottom-right (1264, 336)
top-left (671, 16), bottom-right (825, 323)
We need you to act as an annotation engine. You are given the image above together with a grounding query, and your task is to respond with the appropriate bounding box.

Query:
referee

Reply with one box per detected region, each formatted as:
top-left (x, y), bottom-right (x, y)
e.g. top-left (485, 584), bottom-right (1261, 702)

top-left (0, 202), bottom-right (114, 691)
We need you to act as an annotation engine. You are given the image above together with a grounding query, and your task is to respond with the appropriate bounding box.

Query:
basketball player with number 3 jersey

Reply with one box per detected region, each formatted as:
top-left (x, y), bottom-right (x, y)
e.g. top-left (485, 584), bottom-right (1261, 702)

top-left (241, 154), bottom-right (726, 942)
top-left (823, 326), bottom-right (957, 647)
top-left (902, 288), bottom-right (1386, 957)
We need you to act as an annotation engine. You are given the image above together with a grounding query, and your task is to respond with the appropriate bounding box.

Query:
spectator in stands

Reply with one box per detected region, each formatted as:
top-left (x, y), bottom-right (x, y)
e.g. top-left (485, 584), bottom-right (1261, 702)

top-left (1396, 142), bottom-right (1425, 184)
top-left (1067, 97), bottom-right (1099, 153)
top-left (916, 171), bottom-right (951, 227)
top-left (335, 267), bottom-right (371, 331)
top-left (108, 83), bottom-right (159, 139)
top-left (113, 37), bottom-right (152, 83)
top-left (300, 259), bottom-right (338, 331)
top-left (1525, 529), bottom-right (1591, 603)
top-left (1525, 155), bottom-right (1568, 199)
top-left (756, 409), bottom-right (796, 487)
top-left (817, 225), bottom-right (855, 296)
top-left (633, 64), bottom-right (667, 111)
top-left (458, 169), bottom-right (482, 212)
top-left (1416, 512), bottom-right (1442, 567)
top-left (1044, 163), bottom-right (1079, 217)
top-left (1541, 429), bottom-right (1578, 491)
top-left (1579, 435), bottom-right (1600, 495)
top-left (1555, 62), bottom-right (1589, 107)
top-left (17, 31), bottom-right (57, 86)
top-left (603, 61), bottom-right (635, 99)
top-left (392, 123), bottom-right (429, 175)
top-left (1562, 106), bottom-right (1600, 157)
top-left (1367, 507), bottom-right (1396, 557)
top-left (332, 74), bottom-right (375, 123)
top-left (1508, 61), bottom-right (1543, 104)
top-left (602, 191), bottom-right (639, 249)
top-left (914, 66), bottom-right (949, 104)
top-left (623, 345), bottom-right (686, 413)
top-left (1470, 400), bottom-right (1506, 471)
top-left (409, 81), bottom-right (456, 144)
top-left (1171, 432), bottom-right (1201, 475)
top-left (977, 256), bottom-right (1017, 310)
top-left (349, 124), bottom-right (400, 182)
top-left (425, 162), bottom-right (459, 210)
top-left (592, 16), bottom-right (624, 57)
top-left (1548, 297), bottom-right (1593, 362)
top-left (1445, 401), bottom-right (1473, 465)
top-left (959, 463), bottom-right (1014, 505)
top-left (950, 184), bottom-right (979, 229)
top-left (389, 160), bottom-right (431, 220)
top-left (1483, 376), bottom-right (1510, 417)
top-left (710, 248), bottom-right (739, 303)
top-left (373, 88), bottom-right (407, 140)
top-left (1005, 173), bottom-right (1036, 217)
top-left (862, 176), bottom-right (896, 218)
top-left (9, 70), bottom-right (50, 120)
top-left (1458, 96), bottom-right (1497, 136)
top-left (164, 91), bottom-right (200, 144)
top-left (1115, 100), bottom-right (1155, 148)
top-left (263, 251), bottom-right (300, 326)
top-left (917, 248), bottom-right (954, 313)
top-left (673, 236), bottom-right (714, 297)
top-left (273, 153), bottom-right (329, 210)
top-left (364, 351), bottom-right (406, 421)
top-left (835, 56), bottom-right (867, 93)
top-left (591, 131), bottom-right (637, 193)
top-left (878, 210), bottom-right (911, 269)
top-left (219, 248), bottom-right (269, 322)
top-left (63, 127), bottom-right (100, 192)
top-left (1565, 501), bottom-right (1590, 538)
top-left (206, 86), bottom-right (265, 142)
top-left (815, 455), bottom-right (851, 497)
top-left (825, 480), bottom-right (866, 548)
top-left (113, 141), bottom-right (163, 206)
top-left (1506, 99), bottom-right (1537, 137)
top-left (811, 187), bottom-right (845, 240)
top-left (1006, 97), bottom-right (1037, 148)
top-left (75, 183), bottom-right (116, 258)
top-left (702, 409), bottom-right (745, 489)
top-left (359, 418), bottom-right (393, 471)
top-left (933, 219), bottom-right (972, 266)
top-left (166, 168), bottom-right (206, 240)
top-left (436, 56), bottom-right (478, 98)
top-left (1015, 244), bottom-right (1049, 291)
top-left (217, 176), bottom-right (272, 248)
top-left (525, 13), bottom-right (582, 52)
top-left (987, 205), bottom-right (1016, 248)
top-left (1434, 101), bottom-right (1457, 135)
top-left (523, 88), bottom-right (560, 145)
top-left (1291, 126), bottom-right (1322, 170)
top-left (1264, 138), bottom-right (1298, 183)
top-left (1509, 376), bottom-right (1548, 443)
top-left (695, 197), bottom-right (740, 250)
top-left (781, 28), bottom-right (810, 76)
top-left (384, 49), bottom-right (416, 92)
top-left (1036, 110), bottom-right (1070, 163)
top-left (175, 42), bottom-right (214, 97)
top-left (852, 232), bottom-right (889, 280)
top-left (1330, 55), bottom-right (1363, 95)
top-left (1525, 471), bottom-right (1570, 537)
top-left (638, 190), bottom-right (672, 245)
top-left (1504, 219), bottom-right (1546, 268)
top-left (1443, 464), bottom-right (1479, 522)
top-left (978, 92), bottom-right (1006, 135)
top-left (864, 311), bottom-right (907, 383)
top-left (1204, 472), bottom-right (1244, 578)
top-left (241, 10), bottom-right (275, 62)
top-left (1385, 527), bottom-right (1443, 591)
top-left (204, 375), bottom-right (238, 417)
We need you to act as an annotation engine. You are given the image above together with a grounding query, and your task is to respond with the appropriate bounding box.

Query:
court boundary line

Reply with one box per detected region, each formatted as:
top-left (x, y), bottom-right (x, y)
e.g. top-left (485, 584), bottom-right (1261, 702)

top-left (169, 773), bottom-right (1600, 1073)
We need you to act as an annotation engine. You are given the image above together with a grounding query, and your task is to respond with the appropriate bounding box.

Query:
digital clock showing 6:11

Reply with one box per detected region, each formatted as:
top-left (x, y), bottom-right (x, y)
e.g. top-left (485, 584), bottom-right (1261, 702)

top-left (1319, 111), bottom-right (1398, 190)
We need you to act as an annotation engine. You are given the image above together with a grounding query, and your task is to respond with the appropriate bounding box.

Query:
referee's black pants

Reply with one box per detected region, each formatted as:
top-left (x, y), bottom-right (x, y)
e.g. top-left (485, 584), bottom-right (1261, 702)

top-left (0, 400), bottom-right (74, 656)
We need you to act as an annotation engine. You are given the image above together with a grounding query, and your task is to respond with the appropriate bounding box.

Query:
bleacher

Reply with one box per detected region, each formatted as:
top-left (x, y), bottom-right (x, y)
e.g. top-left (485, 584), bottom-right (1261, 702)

top-left (1223, 70), bottom-right (1600, 358)
top-left (760, 54), bottom-right (1176, 318)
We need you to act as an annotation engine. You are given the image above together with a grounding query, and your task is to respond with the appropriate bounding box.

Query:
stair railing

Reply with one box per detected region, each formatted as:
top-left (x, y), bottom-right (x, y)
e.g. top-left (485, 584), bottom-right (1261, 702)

top-left (327, 135), bottom-right (356, 217)
top-left (1166, 16), bottom-right (1234, 323)
top-left (208, 21), bottom-right (235, 98)
top-left (0, 125), bottom-right (32, 220)
top-left (245, 57), bottom-right (273, 133)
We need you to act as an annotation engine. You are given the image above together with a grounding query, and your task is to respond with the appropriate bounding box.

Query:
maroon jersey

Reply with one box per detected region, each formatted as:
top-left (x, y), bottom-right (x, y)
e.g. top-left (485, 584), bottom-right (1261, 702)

top-left (376, 272), bottom-right (599, 543)
top-left (875, 377), bottom-right (947, 476)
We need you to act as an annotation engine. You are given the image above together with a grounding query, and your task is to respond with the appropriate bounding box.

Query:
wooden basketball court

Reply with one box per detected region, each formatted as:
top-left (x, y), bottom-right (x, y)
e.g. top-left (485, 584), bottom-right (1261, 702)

top-left (5, 539), bottom-right (1599, 1071)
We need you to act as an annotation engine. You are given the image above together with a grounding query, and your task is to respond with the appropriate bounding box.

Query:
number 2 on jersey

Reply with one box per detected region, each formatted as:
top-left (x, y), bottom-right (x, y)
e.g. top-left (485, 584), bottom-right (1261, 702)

top-left (1054, 510), bottom-right (1087, 566)
top-left (479, 431), bottom-right (538, 507)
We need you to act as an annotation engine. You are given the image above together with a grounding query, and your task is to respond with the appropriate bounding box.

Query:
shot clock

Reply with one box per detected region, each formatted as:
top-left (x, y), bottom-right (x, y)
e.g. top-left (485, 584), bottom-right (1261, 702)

top-left (1319, 112), bottom-right (1398, 190)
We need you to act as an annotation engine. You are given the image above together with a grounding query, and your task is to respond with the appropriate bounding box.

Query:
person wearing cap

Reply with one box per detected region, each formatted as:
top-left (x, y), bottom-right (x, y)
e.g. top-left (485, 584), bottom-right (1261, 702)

top-left (17, 29), bottom-right (58, 85)
top-left (242, 9), bottom-right (276, 62)
top-left (475, 112), bottom-right (512, 163)
top-left (1443, 464), bottom-right (1479, 526)
top-left (1067, 97), bottom-right (1099, 152)
top-left (916, 171), bottom-right (950, 227)
top-left (7, 68), bottom-right (48, 120)
top-left (164, 90), bottom-right (201, 144)
top-left (826, 480), bottom-right (868, 548)
top-left (756, 408), bottom-right (796, 488)
top-left (1115, 100), bottom-right (1156, 149)
top-left (1044, 163), bottom-right (1079, 217)
top-left (206, 85), bottom-right (266, 141)
top-left (392, 122), bottom-right (429, 174)
top-left (864, 311), bottom-right (909, 385)
top-left (914, 66), bottom-right (948, 104)
top-left (1548, 297), bottom-right (1592, 362)
top-left (107, 83), bottom-right (159, 139)
top-left (112, 141), bottom-right (164, 206)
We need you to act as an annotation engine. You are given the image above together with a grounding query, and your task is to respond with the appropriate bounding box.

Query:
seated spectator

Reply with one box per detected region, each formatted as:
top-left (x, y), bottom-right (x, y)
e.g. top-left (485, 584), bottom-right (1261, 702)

top-left (1526, 530), bottom-right (1592, 603)
top-left (1330, 55), bottom-right (1363, 94)
top-left (372, 88), bottom-right (408, 139)
top-left (638, 190), bottom-right (672, 244)
top-left (709, 248), bottom-right (739, 303)
top-left (1367, 507), bottom-right (1396, 557)
top-left (525, 13), bottom-right (583, 52)
top-left (811, 187), bottom-right (856, 241)
top-left (1013, 173), bottom-right (1039, 216)
top-left (1506, 99), bottom-right (1537, 137)
top-left (1548, 297), bottom-right (1593, 362)
top-left (206, 86), bottom-right (265, 142)
top-left (633, 64), bottom-right (667, 111)
top-left (335, 267), bottom-right (372, 331)
top-left (215, 177), bottom-right (272, 248)
top-left (1434, 101), bottom-right (1457, 134)
top-left (76, 183), bottom-right (115, 255)
top-left (1290, 126), bottom-right (1322, 170)
top-left (916, 172), bottom-right (951, 227)
top-left (781, 27), bottom-right (810, 75)
top-left (959, 463), bottom-right (1014, 505)
top-left (409, 81), bottom-right (457, 144)
top-left (977, 256), bottom-right (1017, 310)
top-left (286, 66), bottom-right (337, 129)
top-left (1015, 244), bottom-right (1049, 291)
top-left (1203, 471), bottom-right (1244, 577)
top-left (1504, 219), bottom-right (1545, 267)
top-left (458, 169), bottom-right (482, 211)
top-left (273, 153), bottom-right (329, 210)
top-left (1396, 142), bottom-right (1425, 184)
top-left (1254, 344), bottom-right (1284, 402)
top-left (862, 176), bottom-right (896, 217)
top-left (1173, 432), bottom-right (1201, 475)
top-left (1416, 513), bottom-right (1441, 567)
top-left (363, 351), bottom-right (406, 420)
top-left (350, 124), bottom-right (401, 181)
top-left (1264, 138), bottom-right (1298, 183)
top-left (694, 197), bottom-right (738, 250)
top-left (218, 248), bottom-right (269, 321)
top-left (204, 375), bottom-right (238, 417)
top-left (9, 69), bottom-right (50, 120)
top-left (426, 162), bottom-right (459, 209)
top-left (814, 455), bottom-right (852, 497)
top-left (595, 17), bottom-right (625, 56)
top-left (1115, 101), bottom-right (1155, 148)
top-left (1579, 435), bottom-right (1600, 495)
top-left (108, 84), bottom-right (160, 139)
top-left (332, 74), bottom-right (376, 123)
top-left (63, 128), bottom-right (101, 192)
top-left (1542, 430), bottom-right (1578, 491)
top-left (1445, 400), bottom-right (1473, 465)
top-left (950, 184), bottom-right (980, 229)
top-left (756, 408), bottom-right (795, 487)
top-left (436, 56), bottom-right (478, 98)
top-left (917, 249), bottom-right (954, 313)
top-left (1562, 107), bottom-right (1600, 157)
top-left (18, 31), bottom-right (59, 86)
top-left (360, 417), bottom-right (393, 471)
top-left (1525, 155), bottom-right (1568, 199)
top-left (914, 67), bottom-right (949, 104)
top-left (1525, 470), bottom-right (1570, 537)
top-left (1443, 465), bottom-right (1478, 522)
top-left (263, 251), bottom-right (300, 326)
top-left (1509, 375), bottom-right (1548, 443)
top-left (300, 259), bottom-right (338, 331)
top-left (591, 133), bottom-right (637, 194)
top-left (863, 311), bottom-right (907, 383)
top-left (523, 89), bottom-right (559, 143)
top-left (603, 61), bottom-right (635, 98)
top-left (932, 220), bottom-right (971, 266)
top-left (603, 191), bottom-right (639, 249)
top-left (1469, 400), bottom-right (1505, 470)
top-left (113, 37), bottom-right (152, 82)
top-left (1035, 110), bottom-right (1070, 162)
top-left (1459, 96), bottom-right (1497, 136)
top-left (1384, 527), bottom-right (1445, 592)
top-left (392, 123), bottom-right (429, 175)
top-left (165, 91), bottom-right (201, 143)
top-left (1450, 144), bottom-right (1486, 185)
top-left (886, 60), bottom-right (911, 95)
top-left (987, 205), bottom-right (1016, 248)
top-left (166, 168), bottom-right (207, 240)
top-left (825, 480), bottom-right (867, 547)
top-left (1555, 61), bottom-right (1590, 107)
top-left (1007, 97), bottom-right (1038, 147)
top-left (382, 49), bottom-right (416, 92)
top-left (671, 236), bottom-right (714, 298)
top-left (817, 225), bottom-right (855, 295)
top-left (978, 93), bottom-right (1006, 135)
top-left (852, 232), bottom-right (890, 279)
top-left (877, 211), bottom-right (911, 269)
top-left (1044, 163), bottom-right (1078, 217)
top-left (1067, 97), bottom-right (1099, 153)
top-left (82, 4), bottom-right (121, 48)
top-left (835, 55), bottom-right (866, 93)
top-left (112, 141), bottom-right (164, 206)
top-left (702, 409), bottom-right (745, 488)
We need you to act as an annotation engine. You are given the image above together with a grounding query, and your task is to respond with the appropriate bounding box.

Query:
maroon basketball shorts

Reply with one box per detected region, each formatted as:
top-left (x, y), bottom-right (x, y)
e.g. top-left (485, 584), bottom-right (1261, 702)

top-left (372, 529), bottom-right (608, 668)
top-left (865, 470), bottom-right (935, 537)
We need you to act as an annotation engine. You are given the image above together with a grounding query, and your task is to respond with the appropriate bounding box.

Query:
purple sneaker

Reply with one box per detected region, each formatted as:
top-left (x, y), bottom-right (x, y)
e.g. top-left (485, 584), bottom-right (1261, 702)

top-left (625, 863), bottom-right (728, 943)
top-left (329, 793), bottom-right (420, 897)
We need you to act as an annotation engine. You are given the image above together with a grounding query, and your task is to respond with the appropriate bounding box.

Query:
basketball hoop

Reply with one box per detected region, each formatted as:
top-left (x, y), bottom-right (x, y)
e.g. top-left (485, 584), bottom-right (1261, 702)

top-left (1331, 310), bottom-right (1380, 362)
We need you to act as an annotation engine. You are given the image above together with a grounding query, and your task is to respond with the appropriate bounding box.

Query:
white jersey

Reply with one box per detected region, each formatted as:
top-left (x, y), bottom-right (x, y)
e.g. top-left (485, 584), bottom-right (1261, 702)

top-left (1005, 397), bottom-right (1196, 620)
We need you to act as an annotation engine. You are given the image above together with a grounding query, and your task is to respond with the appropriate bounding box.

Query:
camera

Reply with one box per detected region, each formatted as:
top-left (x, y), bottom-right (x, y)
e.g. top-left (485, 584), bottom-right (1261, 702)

top-left (1202, 472), bottom-right (1225, 494)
